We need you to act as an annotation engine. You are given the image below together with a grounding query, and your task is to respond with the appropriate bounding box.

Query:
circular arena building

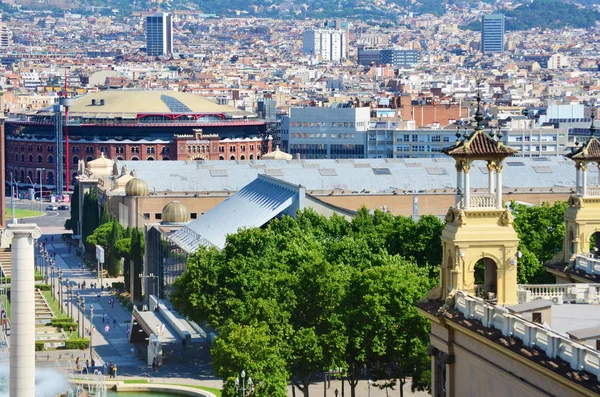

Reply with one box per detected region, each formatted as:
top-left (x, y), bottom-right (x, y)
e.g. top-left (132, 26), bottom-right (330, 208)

top-left (5, 90), bottom-right (270, 191)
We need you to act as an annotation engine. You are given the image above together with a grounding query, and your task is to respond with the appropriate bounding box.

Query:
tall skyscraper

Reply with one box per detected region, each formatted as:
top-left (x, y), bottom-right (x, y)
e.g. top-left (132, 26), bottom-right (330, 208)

top-left (303, 29), bottom-right (347, 62)
top-left (481, 14), bottom-right (505, 54)
top-left (146, 13), bottom-right (173, 56)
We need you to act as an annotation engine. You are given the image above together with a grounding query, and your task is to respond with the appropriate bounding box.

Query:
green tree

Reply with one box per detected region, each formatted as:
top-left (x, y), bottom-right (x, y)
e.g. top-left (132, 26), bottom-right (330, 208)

top-left (212, 323), bottom-right (289, 397)
top-left (66, 184), bottom-right (80, 233)
top-left (130, 228), bottom-right (144, 301)
top-left (106, 220), bottom-right (123, 277)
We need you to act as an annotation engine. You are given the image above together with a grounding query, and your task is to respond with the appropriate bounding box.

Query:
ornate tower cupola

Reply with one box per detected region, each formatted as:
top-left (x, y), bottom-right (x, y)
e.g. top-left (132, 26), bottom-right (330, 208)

top-left (562, 112), bottom-right (600, 262)
top-left (439, 92), bottom-right (520, 305)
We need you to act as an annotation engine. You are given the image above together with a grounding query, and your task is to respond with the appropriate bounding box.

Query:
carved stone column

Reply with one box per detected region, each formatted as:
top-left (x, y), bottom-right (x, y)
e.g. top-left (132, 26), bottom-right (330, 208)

top-left (487, 161), bottom-right (496, 195)
top-left (495, 163), bottom-right (503, 209)
top-left (463, 163), bottom-right (471, 210)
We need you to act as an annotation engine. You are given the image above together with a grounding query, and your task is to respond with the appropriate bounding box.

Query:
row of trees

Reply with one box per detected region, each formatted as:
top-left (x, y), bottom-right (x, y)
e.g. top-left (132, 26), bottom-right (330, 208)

top-left (172, 208), bottom-right (443, 397)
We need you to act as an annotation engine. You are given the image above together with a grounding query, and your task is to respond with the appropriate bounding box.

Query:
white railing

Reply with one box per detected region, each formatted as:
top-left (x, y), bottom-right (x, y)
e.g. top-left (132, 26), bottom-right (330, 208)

top-left (458, 195), bottom-right (498, 210)
top-left (575, 255), bottom-right (600, 276)
top-left (474, 284), bottom-right (486, 298)
top-left (517, 283), bottom-right (600, 304)
top-left (455, 291), bottom-right (600, 380)
top-left (586, 187), bottom-right (600, 197)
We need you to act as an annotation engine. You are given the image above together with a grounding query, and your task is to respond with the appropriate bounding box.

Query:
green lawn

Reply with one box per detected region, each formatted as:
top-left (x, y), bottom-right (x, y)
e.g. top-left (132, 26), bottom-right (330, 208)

top-left (5, 208), bottom-right (44, 220)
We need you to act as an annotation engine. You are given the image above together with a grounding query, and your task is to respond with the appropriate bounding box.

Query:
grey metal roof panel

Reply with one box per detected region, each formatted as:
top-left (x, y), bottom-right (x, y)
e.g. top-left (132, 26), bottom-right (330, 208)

top-left (113, 156), bottom-right (578, 194)
top-left (169, 176), bottom-right (298, 251)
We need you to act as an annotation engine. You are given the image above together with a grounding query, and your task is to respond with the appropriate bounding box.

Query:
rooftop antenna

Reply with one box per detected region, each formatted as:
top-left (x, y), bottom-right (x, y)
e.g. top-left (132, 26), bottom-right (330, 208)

top-left (590, 108), bottom-right (596, 138)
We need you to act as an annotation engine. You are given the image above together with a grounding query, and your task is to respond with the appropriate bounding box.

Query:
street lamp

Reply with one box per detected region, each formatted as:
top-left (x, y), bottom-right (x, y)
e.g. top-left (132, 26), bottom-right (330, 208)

top-left (50, 263), bottom-right (55, 296)
top-left (58, 270), bottom-right (63, 314)
top-left (368, 379), bottom-right (372, 397)
top-left (89, 304), bottom-right (94, 361)
top-left (235, 370), bottom-right (253, 397)
top-left (76, 293), bottom-right (81, 336)
top-left (68, 283), bottom-right (73, 318)
top-left (80, 297), bottom-right (86, 338)
top-left (36, 168), bottom-right (45, 211)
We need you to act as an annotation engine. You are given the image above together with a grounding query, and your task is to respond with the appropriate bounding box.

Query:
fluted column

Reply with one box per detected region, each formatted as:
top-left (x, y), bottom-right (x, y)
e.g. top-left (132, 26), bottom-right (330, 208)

top-left (455, 161), bottom-right (463, 207)
top-left (582, 163), bottom-right (588, 197)
top-left (495, 164), bottom-right (503, 209)
top-left (463, 163), bottom-right (471, 210)
top-left (487, 161), bottom-right (496, 194)
top-left (6, 223), bottom-right (42, 397)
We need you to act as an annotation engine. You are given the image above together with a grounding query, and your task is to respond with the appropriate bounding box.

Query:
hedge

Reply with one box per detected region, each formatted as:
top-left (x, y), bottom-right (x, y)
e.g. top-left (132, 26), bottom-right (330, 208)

top-left (35, 341), bottom-right (44, 351)
top-left (35, 284), bottom-right (50, 291)
top-left (51, 318), bottom-right (77, 329)
top-left (64, 338), bottom-right (89, 350)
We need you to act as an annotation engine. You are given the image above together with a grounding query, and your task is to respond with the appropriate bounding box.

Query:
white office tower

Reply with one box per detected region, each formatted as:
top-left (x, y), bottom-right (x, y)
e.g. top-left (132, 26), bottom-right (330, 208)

top-left (303, 29), bottom-right (347, 62)
top-left (146, 13), bottom-right (173, 56)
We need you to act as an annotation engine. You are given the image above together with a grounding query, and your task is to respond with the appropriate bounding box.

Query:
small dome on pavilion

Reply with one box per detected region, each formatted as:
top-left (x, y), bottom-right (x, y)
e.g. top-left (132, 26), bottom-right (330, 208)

top-left (263, 145), bottom-right (292, 160)
top-left (161, 201), bottom-right (189, 223)
top-left (125, 178), bottom-right (149, 197)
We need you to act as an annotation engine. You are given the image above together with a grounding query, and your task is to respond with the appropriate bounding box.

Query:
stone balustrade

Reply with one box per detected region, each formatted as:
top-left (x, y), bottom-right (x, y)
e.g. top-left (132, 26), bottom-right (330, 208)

top-left (575, 255), bottom-right (600, 276)
top-left (586, 187), bottom-right (600, 197)
top-left (454, 291), bottom-right (600, 380)
top-left (517, 283), bottom-right (600, 304)
top-left (458, 195), bottom-right (498, 210)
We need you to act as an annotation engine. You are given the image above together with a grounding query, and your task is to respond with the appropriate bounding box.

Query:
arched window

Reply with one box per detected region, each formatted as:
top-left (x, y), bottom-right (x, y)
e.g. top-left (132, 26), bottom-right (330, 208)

top-left (28, 155), bottom-right (33, 163)
top-left (230, 155), bottom-right (236, 160)
top-left (131, 157), bottom-right (139, 161)
top-left (72, 156), bottom-right (79, 165)
top-left (86, 156), bottom-right (93, 162)
top-left (240, 155), bottom-right (245, 160)
top-left (20, 170), bottom-right (24, 183)
top-left (162, 157), bottom-right (169, 161)
top-left (47, 172), bottom-right (54, 186)
top-left (249, 154), bottom-right (254, 160)
top-left (21, 154), bottom-right (24, 162)
top-left (147, 157), bottom-right (154, 161)
top-left (116, 157), bottom-right (123, 161)
top-left (37, 155), bottom-right (42, 163)
top-left (28, 171), bottom-right (33, 181)
top-left (219, 156), bottom-right (224, 160)
top-left (48, 155), bottom-right (54, 164)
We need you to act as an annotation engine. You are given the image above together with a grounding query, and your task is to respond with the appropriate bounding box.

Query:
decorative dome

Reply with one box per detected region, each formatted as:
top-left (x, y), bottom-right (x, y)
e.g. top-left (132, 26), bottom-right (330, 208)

top-left (125, 178), bottom-right (149, 197)
top-left (262, 145), bottom-right (292, 160)
top-left (161, 201), bottom-right (189, 223)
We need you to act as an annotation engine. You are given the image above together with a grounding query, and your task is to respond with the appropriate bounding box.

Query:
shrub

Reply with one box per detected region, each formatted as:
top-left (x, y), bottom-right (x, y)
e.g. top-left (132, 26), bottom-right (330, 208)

top-left (51, 318), bottom-right (77, 330)
top-left (35, 341), bottom-right (45, 351)
top-left (64, 338), bottom-right (89, 350)
top-left (112, 282), bottom-right (125, 291)
top-left (35, 284), bottom-right (50, 291)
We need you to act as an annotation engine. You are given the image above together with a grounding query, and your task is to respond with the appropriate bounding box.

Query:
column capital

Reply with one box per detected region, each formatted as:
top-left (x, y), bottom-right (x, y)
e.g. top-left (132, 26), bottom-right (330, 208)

top-left (4, 223), bottom-right (42, 240)
top-left (462, 165), bottom-right (471, 174)
top-left (575, 162), bottom-right (583, 170)
top-left (486, 161), bottom-right (496, 171)
top-left (494, 164), bottom-right (503, 173)
top-left (581, 163), bottom-right (588, 171)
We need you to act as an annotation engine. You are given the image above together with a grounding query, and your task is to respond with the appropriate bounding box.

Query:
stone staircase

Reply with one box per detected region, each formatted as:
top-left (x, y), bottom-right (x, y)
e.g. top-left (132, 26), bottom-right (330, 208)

top-left (35, 289), bottom-right (54, 326)
top-left (0, 248), bottom-right (11, 278)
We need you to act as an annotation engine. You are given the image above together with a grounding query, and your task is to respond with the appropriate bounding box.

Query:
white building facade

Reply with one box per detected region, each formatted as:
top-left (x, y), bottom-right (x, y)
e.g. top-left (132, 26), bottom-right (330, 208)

top-left (303, 29), bottom-right (347, 62)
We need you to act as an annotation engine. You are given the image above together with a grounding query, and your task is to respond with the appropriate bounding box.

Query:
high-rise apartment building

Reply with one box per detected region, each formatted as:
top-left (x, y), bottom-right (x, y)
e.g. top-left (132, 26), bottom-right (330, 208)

top-left (146, 13), bottom-right (173, 56)
top-left (0, 14), bottom-right (10, 50)
top-left (303, 29), bottom-right (348, 62)
top-left (481, 14), bottom-right (505, 54)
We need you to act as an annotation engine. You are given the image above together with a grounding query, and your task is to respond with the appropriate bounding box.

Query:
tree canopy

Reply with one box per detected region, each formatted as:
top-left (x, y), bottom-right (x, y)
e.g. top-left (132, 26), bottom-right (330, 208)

top-left (171, 208), bottom-right (440, 397)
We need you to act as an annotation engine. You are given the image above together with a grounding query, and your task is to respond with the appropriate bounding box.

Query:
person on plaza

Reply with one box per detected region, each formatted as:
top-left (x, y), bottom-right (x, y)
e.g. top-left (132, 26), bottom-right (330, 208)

top-left (104, 324), bottom-right (110, 333)
top-left (130, 347), bottom-right (135, 358)
top-left (108, 362), bottom-right (113, 378)
top-left (102, 313), bottom-right (104, 323)
top-left (113, 318), bottom-right (116, 328)
top-left (152, 357), bottom-right (156, 372)
top-left (91, 359), bottom-right (95, 371)
top-left (85, 359), bottom-right (89, 374)
top-left (113, 363), bottom-right (117, 378)
top-left (68, 325), bottom-right (73, 336)
top-left (75, 357), bottom-right (81, 372)
top-left (103, 361), bottom-right (108, 375)
top-left (97, 292), bottom-right (100, 301)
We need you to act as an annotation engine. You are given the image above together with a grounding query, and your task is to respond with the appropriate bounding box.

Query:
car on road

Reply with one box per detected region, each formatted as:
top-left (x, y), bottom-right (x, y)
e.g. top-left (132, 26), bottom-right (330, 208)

top-left (57, 205), bottom-right (69, 211)
top-left (46, 205), bottom-right (58, 211)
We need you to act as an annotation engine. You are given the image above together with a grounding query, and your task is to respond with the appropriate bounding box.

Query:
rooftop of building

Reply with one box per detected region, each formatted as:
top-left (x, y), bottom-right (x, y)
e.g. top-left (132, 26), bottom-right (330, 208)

top-left (33, 90), bottom-right (255, 118)
top-left (106, 156), bottom-right (579, 196)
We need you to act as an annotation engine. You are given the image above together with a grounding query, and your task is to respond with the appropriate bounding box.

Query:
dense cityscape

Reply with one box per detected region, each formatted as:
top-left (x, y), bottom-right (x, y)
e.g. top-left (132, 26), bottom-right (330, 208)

top-left (0, 0), bottom-right (598, 396)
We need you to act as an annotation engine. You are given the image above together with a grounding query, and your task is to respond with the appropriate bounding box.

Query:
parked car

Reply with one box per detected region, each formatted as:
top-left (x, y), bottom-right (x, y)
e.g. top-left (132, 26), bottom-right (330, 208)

top-left (46, 205), bottom-right (58, 211)
top-left (57, 205), bottom-right (69, 211)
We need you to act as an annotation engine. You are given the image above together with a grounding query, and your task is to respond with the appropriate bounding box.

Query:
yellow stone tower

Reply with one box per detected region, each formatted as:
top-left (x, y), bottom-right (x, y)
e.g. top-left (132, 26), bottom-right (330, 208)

top-left (439, 95), bottom-right (520, 305)
top-left (562, 115), bottom-right (600, 262)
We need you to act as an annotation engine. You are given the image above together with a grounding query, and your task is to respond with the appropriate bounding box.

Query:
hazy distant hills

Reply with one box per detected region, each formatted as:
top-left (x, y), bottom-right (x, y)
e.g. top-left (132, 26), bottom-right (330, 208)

top-left (4, 0), bottom-right (600, 31)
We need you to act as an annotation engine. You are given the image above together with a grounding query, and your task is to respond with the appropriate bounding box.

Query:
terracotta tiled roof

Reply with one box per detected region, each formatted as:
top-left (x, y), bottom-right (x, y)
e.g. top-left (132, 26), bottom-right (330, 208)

top-left (442, 130), bottom-right (519, 158)
top-left (566, 137), bottom-right (600, 161)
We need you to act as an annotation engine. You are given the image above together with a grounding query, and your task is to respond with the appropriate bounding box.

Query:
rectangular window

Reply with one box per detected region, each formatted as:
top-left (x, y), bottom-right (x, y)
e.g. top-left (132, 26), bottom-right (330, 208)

top-left (532, 312), bottom-right (542, 323)
top-left (155, 213), bottom-right (162, 220)
top-left (143, 213), bottom-right (150, 220)
top-left (191, 213), bottom-right (197, 219)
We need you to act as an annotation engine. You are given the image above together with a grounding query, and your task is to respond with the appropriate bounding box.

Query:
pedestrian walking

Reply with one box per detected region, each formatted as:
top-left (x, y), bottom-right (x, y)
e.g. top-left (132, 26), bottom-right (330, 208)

top-left (102, 313), bottom-right (104, 323)
top-left (113, 318), bottom-right (116, 328)
top-left (152, 357), bottom-right (156, 372)
top-left (104, 324), bottom-right (110, 333)
top-left (113, 363), bottom-right (118, 377)
top-left (103, 361), bottom-right (108, 375)
top-left (91, 359), bottom-right (95, 371)
top-left (130, 347), bottom-right (135, 358)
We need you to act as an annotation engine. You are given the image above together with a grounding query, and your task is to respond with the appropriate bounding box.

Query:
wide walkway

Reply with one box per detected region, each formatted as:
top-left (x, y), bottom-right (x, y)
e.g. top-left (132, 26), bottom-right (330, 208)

top-left (41, 233), bottom-right (141, 370)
